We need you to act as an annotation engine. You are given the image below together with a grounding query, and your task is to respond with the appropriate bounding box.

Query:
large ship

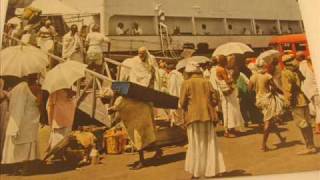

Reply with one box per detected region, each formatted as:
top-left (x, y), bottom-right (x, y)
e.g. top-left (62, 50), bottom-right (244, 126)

top-left (58, 0), bottom-right (304, 55)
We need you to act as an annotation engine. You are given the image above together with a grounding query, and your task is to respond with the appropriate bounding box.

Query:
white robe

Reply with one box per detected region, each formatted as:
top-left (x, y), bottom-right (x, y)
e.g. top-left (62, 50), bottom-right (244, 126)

top-left (122, 54), bottom-right (161, 90)
top-left (62, 32), bottom-right (84, 63)
top-left (167, 70), bottom-right (184, 125)
top-left (2, 82), bottom-right (40, 164)
top-left (214, 70), bottom-right (244, 129)
top-left (220, 89), bottom-right (244, 129)
top-left (299, 60), bottom-right (319, 100)
top-left (185, 121), bottom-right (226, 177)
top-left (299, 60), bottom-right (320, 123)
top-left (209, 66), bottom-right (222, 112)
top-left (167, 70), bottom-right (183, 97)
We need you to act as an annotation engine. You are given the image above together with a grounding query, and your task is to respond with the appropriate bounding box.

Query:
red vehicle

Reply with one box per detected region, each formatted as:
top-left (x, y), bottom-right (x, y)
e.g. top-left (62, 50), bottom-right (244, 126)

top-left (269, 34), bottom-right (310, 56)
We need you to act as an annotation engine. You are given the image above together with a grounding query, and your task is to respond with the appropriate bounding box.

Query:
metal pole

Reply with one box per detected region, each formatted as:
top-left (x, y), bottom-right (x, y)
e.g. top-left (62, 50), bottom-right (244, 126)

top-left (91, 76), bottom-right (97, 118)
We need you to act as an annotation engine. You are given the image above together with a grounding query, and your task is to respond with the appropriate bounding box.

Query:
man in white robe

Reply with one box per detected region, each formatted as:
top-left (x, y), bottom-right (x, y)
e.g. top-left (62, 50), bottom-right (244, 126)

top-left (111, 47), bottom-right (163, 169)
top-left (298, 54), bottom-right (320, 133)
top-left (1, 81), bottom-right (40, 170)
top-left (127, 48), bottom-right (161, 90)
top-left (62, 24), bottom-right (84, 63)
top-left (167, 64), bottom-right (184, 126)
top-left (215, 55), bottom-right (244, 137)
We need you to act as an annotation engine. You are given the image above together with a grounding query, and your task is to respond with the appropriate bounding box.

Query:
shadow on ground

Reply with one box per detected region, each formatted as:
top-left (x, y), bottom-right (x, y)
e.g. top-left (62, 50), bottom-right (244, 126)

top-left (127, 152), bottom-right (186, 168)
top-left (219, 169), bottom-right (252, 177)
top-left (0, 161), bottom-right (78, 176)
top-left (274, 140), bottom-right (304, 149)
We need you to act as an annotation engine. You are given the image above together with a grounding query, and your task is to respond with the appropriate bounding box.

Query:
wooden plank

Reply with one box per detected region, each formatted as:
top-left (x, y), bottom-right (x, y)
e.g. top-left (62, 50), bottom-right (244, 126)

top-left (77, 92), bottom-right (111, 127)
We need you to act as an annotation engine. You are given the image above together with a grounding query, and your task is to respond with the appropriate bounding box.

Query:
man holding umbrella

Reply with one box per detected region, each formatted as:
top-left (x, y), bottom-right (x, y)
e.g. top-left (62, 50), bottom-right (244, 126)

top-left (42, 61), bottom-right (88, 155)
top-left (1, 73), bottom-right (42, 175)
top-left (0, 44), bottom-right (49, 174)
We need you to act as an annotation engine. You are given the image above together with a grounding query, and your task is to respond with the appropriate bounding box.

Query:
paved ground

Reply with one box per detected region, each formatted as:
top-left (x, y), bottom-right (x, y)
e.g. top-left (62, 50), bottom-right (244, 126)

top-left (1, 120), bottom-right (319, 180)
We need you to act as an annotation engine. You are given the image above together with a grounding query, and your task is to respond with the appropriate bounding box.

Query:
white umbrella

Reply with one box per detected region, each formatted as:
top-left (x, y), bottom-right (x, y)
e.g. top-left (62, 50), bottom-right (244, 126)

top-left (212, 42), bottom-right (254, 57)
top-left (42, 61), bottom-right (88, 93)
top-left (176, 56), bottom-right (210, 70)
top-left (257, 49), bottom-right (281, 65)
top-left (0, 45), bottom-right (49, 77)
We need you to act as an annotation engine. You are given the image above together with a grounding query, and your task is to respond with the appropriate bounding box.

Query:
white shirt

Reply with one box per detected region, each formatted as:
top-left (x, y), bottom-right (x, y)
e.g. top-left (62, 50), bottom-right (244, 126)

top-left (86, 32), bottom-right (109, 53)
top-left (167, 70), bottom-right (184, 97)
top-left (116, 27), bottom-right (124, 35)
top-left (300, 60), bottom-right (319, 100)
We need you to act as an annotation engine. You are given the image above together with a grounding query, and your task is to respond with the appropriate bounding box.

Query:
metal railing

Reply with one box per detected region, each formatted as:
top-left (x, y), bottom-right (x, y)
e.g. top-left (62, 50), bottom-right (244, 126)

top-left (2, 33), bottom-right (113, 123)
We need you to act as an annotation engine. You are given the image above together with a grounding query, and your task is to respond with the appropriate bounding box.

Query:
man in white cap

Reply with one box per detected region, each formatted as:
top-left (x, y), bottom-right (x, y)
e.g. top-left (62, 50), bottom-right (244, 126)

top-left (281, 54), bottom-right (317, 154)
top-left (180, 61), bottom-right (225, 179)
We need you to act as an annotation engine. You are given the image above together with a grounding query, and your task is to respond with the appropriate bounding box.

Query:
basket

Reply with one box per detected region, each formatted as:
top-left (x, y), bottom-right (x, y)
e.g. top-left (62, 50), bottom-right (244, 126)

top-left (104, 129), bottom-right (128, 154)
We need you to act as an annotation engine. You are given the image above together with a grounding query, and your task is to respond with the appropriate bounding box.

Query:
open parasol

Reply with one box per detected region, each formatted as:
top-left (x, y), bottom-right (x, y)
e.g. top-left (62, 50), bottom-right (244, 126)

top-left (42, 61), bottom-right (88, 93)
top-left (212, 42), bottom-right (254, 57)
top-left (0, 45), bottom-right (48, 77)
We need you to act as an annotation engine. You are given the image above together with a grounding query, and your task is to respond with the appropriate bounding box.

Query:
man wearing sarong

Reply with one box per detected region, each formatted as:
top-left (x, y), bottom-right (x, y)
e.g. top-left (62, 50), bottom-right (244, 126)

top-left (249, 61), bottom-right (286, 151)
top-left (62, 24), bottom-right (84, 63)
top-left (281, 55), bottom-right (317, 154)
top-left (110, 47), bottom-right (162, 169)
top-left (180, 61), bottom-right (225, 179)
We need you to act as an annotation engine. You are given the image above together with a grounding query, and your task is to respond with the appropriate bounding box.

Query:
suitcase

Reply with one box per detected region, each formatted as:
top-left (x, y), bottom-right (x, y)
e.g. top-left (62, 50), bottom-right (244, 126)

top-left (111, 81), bottom-right (179, 109)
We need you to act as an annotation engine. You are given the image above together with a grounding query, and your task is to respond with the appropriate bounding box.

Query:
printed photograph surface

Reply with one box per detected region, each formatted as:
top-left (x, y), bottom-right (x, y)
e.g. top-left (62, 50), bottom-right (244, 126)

top-left (0, 0), bottom-right (319, 180)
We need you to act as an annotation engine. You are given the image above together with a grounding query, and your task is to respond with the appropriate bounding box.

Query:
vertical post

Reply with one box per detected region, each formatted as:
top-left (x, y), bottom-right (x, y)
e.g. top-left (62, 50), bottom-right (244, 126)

top-left (76, 80), bottom-right (81, 98)
top-left (116, 66), bottom-right (121, 81)
top-left (223, 18), bottom-right (228, 34)
top-left (251, 19), bottom-right (257, 34)
top-left (154, 8), bottom-right (160, 35)
top-left (276, 19), bottom-right (282, 34)
top-left (91, 76), bottom-right (97, 119)
top-left (191, 16), bottom-right (196, 35)
top-left (100, 0), bottom-right (106, 34)
top-left (299, 20), bottom-right (304, 33)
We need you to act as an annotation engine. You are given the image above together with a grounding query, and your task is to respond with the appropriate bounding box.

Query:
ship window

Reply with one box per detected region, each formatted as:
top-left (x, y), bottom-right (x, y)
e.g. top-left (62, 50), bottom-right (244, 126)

top-left (295, 43), bottom-right (307, 51)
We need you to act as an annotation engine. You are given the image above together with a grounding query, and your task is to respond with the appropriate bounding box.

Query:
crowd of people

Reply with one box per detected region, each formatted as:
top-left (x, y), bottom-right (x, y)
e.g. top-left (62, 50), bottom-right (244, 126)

top-left (109, 46), bottom-right (319, 178)
top-left (0, 10), bottom-right (319, 180)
